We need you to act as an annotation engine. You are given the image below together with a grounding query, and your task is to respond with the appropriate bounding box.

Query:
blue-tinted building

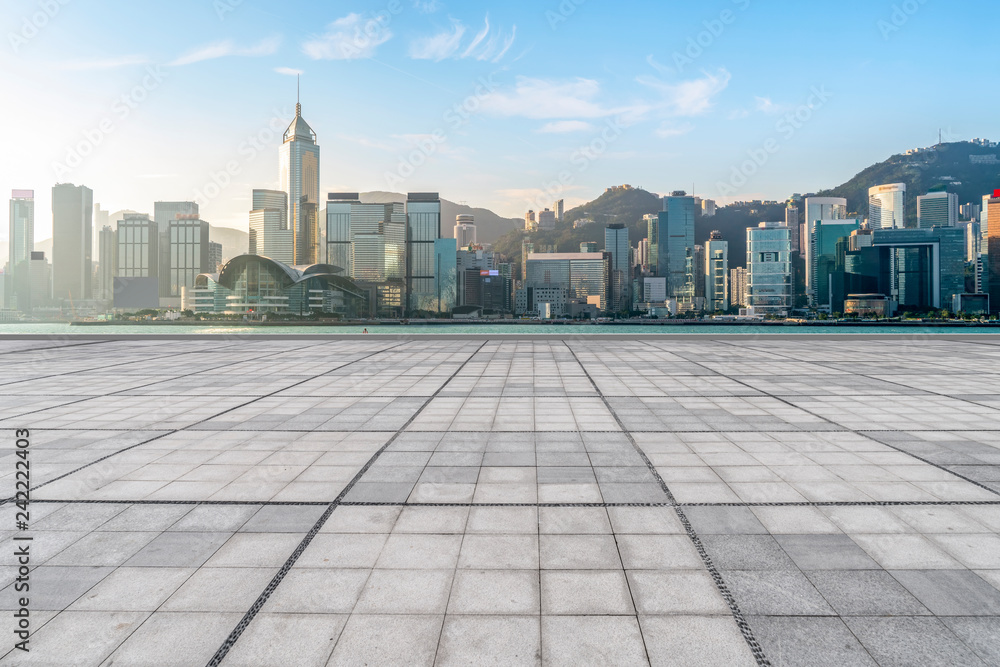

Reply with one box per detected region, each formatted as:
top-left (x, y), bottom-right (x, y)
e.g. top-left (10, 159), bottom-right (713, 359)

top-left (871, 226), bottom-right (966, 310)
top-left (604, 224), bottom-right (631, 312)
top-left (812, 219), bottom-right (861, 310)
top-left (433, 238), bottom-right (457, 315)
top-left (658, 193), bottom-right (696, 302)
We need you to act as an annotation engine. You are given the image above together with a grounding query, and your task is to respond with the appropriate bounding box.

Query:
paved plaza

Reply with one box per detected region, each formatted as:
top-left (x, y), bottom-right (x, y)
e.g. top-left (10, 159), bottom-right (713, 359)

top-left (1, 335), bottom-right (1000, 666)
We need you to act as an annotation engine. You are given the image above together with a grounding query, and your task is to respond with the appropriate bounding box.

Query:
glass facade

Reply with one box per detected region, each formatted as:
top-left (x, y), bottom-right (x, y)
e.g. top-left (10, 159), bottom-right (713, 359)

top-left (280, 106), bottom-right (321, 265)
top-left (747, 223), bottom-right (792, 316)
top-left (433, 238), bottom-right (457, 314)
top-left (406, 194), bottom-right (441, 314)
top-left (605, 224), bottom-right (630, 312)
top-left (812, 219), bottom-right (861, 309)
top-left (168, 219), bottom-right (210, 297)
top-left (7, 191), bottom-right (34, 311)
top-left (917, 192), bottom-right (957, 229)
top-left (660, 195), bottom-right (695, 299)
top-left (871, 226), bottom-right (966, 309)
top-left (250, 190), bottom-right (292, 264)
top-left (869, 183), bottom-right (906, 229)
top-left (803, 197), bottom-right (847, 304)
top-left (525, 253), bottom-right (609, 310)
top-left (705, 235), bottom-right (728, 312)
top-left (116, 215), bottom-right (157, 278)
top-left (325, 194), bottom-right (358, 275)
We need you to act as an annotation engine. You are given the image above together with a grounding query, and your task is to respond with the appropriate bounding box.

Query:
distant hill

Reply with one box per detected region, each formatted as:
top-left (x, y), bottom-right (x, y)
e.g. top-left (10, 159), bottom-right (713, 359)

top-left (361, 192), bottom-right (522, 244)
top-left (817, 142), bottom-right (1000, 217)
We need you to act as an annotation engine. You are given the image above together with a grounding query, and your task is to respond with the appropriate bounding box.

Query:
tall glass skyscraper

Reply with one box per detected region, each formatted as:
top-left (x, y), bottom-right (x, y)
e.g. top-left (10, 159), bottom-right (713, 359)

top-left (406, 193), bottom-right (441, 314)
top-left (434, 238), bottom-right (457, 315)
top-left (604, 224), bottom-right (630, 313)
top-left (811, 219), bottom-right (862, 310)
top-left (326, 193), bottom-right (360, 275)
top-left (280, 95), bottom-right (320, 265)
top-left (869, 183), bottom-right (907, 229)
top-left (250, 190), bottom-right (292, 264)
top-left (803, 196), bottom-right (847, 305)
top-left (52, 183), bottom-right (93, 301)
top-left (916, 191), bottom-right (958, 229)
top-left (8, 190), bottom-right (34, 311)
top-left (659, 192), bottom-right (696, 302)
top-left (747, 222), bottom-right (792, 316)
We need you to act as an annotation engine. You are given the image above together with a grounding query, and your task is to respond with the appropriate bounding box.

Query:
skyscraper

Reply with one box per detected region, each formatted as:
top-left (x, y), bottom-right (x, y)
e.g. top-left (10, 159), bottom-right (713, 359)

top-left (454, 214), bottom-right (477, 248)
top-left (785, 205), bottom-right (800, 252)
top-left (989, 191), bottom-right (1000, 314)
top-left (605, 224), bottom-right (630, 313)
top-left (8, 190), bottom-right (34, 312)
top-left (250, 189), bottom-right (292, 264)
top-left (51, 183), bottom-right (93, 301)
top-left (280, 86), bottom-right (320, 265)
top-left (659, 192), bottom-right (696, 301)
top-left (554, 200), bottom-right (565, 221)
top-left (705, 230), bottom-right (728, 312)
top-left (812, 219), bottom-right (862, 310)
top-left (869, 183), bottom-right (907, 229)
top-left (154, 202), bottom-right (200, 298)
top-left (167, 216), bottom-right (211, 298)
top-left (326, 193), bottom-right (360, 274)
top-left (406, 193), bottom-right (441, 314)
top-left (917, 191), bottom-right (958, 229)
top-left (803, 196), bottom-right (846, 305)
top-left (746, 222), bottom-right (792, 316)
top-left (96, 226), bottom-right (115, 301)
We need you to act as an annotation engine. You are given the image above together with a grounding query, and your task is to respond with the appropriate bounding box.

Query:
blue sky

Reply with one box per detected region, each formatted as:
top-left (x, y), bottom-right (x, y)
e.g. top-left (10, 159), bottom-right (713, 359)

top-left (2, 0), bottom-right (998, 238)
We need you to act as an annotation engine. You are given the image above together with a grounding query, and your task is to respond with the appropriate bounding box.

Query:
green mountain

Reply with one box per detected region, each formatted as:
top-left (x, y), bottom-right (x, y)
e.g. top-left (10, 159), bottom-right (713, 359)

top-left (492, 140), bottom-right (1000, 273)
top-left (816, 141), bottom-right (1000, 217)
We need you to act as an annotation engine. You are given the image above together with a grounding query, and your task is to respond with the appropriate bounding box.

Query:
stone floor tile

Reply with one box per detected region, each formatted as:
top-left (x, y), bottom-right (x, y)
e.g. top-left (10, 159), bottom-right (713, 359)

top-left (640, 615), bottom-right (758, 667)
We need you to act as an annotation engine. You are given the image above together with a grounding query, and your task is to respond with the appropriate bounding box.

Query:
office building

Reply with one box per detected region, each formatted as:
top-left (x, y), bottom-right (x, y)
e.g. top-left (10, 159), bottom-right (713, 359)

top-left (580, 242), bottom-right (598, 253)
top-left (701, 199), bottom-right (717, 217)
top-left (96, 226), bottom-right (115, 301)
top-left (29, 251), bottom-right (51, 308)
top-left (209, 242), bottom-right (223, 272)
top-left (605, 224), bottom-right (631, 312)
top-left (554, 200), bottom-right (565, 221)
top-left (351, 202), bottom-right (406, 283)
top-left (803, 197), bottom-right (846, 304)
top-left (525, 252), bottom-right (610, 311)
top-left (454, 214), bottom-right (477, 247)
top-left (705, 231), bottom-right (728, 312)
top-left (406, 193), bottom-right (442, 314)
top-left (457, 246), bottom-right (506, 313)
top-left (872, 226), bottom-right (966, 310)
top-left (917, 191), bottom-right (958, 229)
top-left (989, 192), bottom-right (1000, 313)
top-left (869, 183), bottom-right (907, 229)
top-left (280, 92), bottom-right (321, 265)
top-left (655, 192), bottom-right (696, 302)
top-left (114, 214), bottom-right (159, 309)
top-left (7, 190), bottom-right (34, 312)
top-left (746, 222), bottom-right (792, 316)
top-left (167, 216), bottom-right (211, 299)
top-left (730, 267), bottom-right (747, 307)
top-left (250, 189), bottom-right (292, 264)
top-left (51, 183), bottom-right (93, 301)
top-left (538, 209), bottom-right (557, 230)
top-left (325, 193), bottom-right (360, 274)
top-left (433, 238), bottom-right (457, 315)
top-left (785, 205), bottom-right (800, 251)
top-left (812, 219), bottom-right (862, 310)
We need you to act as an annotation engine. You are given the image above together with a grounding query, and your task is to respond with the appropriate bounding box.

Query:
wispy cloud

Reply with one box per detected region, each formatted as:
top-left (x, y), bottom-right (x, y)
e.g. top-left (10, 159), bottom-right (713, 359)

top-left (274, 66), bottom-right (303, 77)
top-left (303, 14), bottom-right (392, 60)
top-left (538, 120), bottom-right (595, 134)
top-left (636, 68), bottom-right (732, 116)
top-left (169, 36), bottom-right (280, 66)
top-left (409, 19), bottom-right (466, 61)
top-left (58, 55), bottom-right (149, 71)
top-left (409, 15), bottom-right (516, 62)
top-left (480, 77), bottom-right (640, 120)
top-left (413, 0), bottom-right (443, 13)
top-left (654, 122), bottom-right (694, 138)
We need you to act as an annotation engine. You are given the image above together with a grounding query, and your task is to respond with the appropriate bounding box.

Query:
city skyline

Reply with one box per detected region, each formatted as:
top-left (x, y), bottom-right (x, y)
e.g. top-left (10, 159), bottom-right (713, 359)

top-left (3, 0), bottom-right (999, 244)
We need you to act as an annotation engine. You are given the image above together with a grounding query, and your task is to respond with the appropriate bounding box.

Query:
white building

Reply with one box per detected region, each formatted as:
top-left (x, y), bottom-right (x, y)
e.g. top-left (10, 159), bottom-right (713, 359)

top-left (249, 189), bottom-right (293, 264)
top-left (705, 231), bottom-right (728, 312)
top-left (869, 183), bottom-right (907, 229)
top-left (917, 191), bottom-right (958, 228)
top-left (454, 214), bottom-right (477, 248)
top-left (746, 222), bottom-right (792, 317)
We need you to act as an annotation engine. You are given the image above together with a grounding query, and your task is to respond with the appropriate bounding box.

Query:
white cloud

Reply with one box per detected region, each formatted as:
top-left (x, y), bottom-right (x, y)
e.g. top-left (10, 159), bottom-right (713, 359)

top-left (413, 0), bottom-right (443, 13)
top-left (755, 96), bottom-right (776, 113)
top-left (303, 14), bottom-right (393, 60)
top-left (59, 55), bottom-right (148, 70)
top-left (274, 66), bottom-right (303, 77)
top-left (728, 108), bottom-right (751, 120)
top-left (481, 77), bottom-right (639, 120)
top-left (636, 68), bottom-right (731, 116)
top-left (409, 19), bottom-right (466, 61)
top-left (409, 15), bottom-right (516, 62)
top-left (538, 120), bottom-right (595, 133)
top-left (654, 122), bottom-right (694, 138)
top-left (169, 36), bottom-right (280, 66)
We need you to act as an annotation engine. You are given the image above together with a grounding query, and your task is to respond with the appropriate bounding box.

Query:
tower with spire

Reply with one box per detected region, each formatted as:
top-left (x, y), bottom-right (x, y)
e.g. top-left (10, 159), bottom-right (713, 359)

top-left (280, 75), bottom-right (321, 265)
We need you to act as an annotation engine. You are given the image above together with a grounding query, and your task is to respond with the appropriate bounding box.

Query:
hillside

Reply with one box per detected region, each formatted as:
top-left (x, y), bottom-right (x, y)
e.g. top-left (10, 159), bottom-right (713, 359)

top-left (362, 192), bottom-right (521, 244)
top-left (817, 142), bottom-right (1000, 217)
